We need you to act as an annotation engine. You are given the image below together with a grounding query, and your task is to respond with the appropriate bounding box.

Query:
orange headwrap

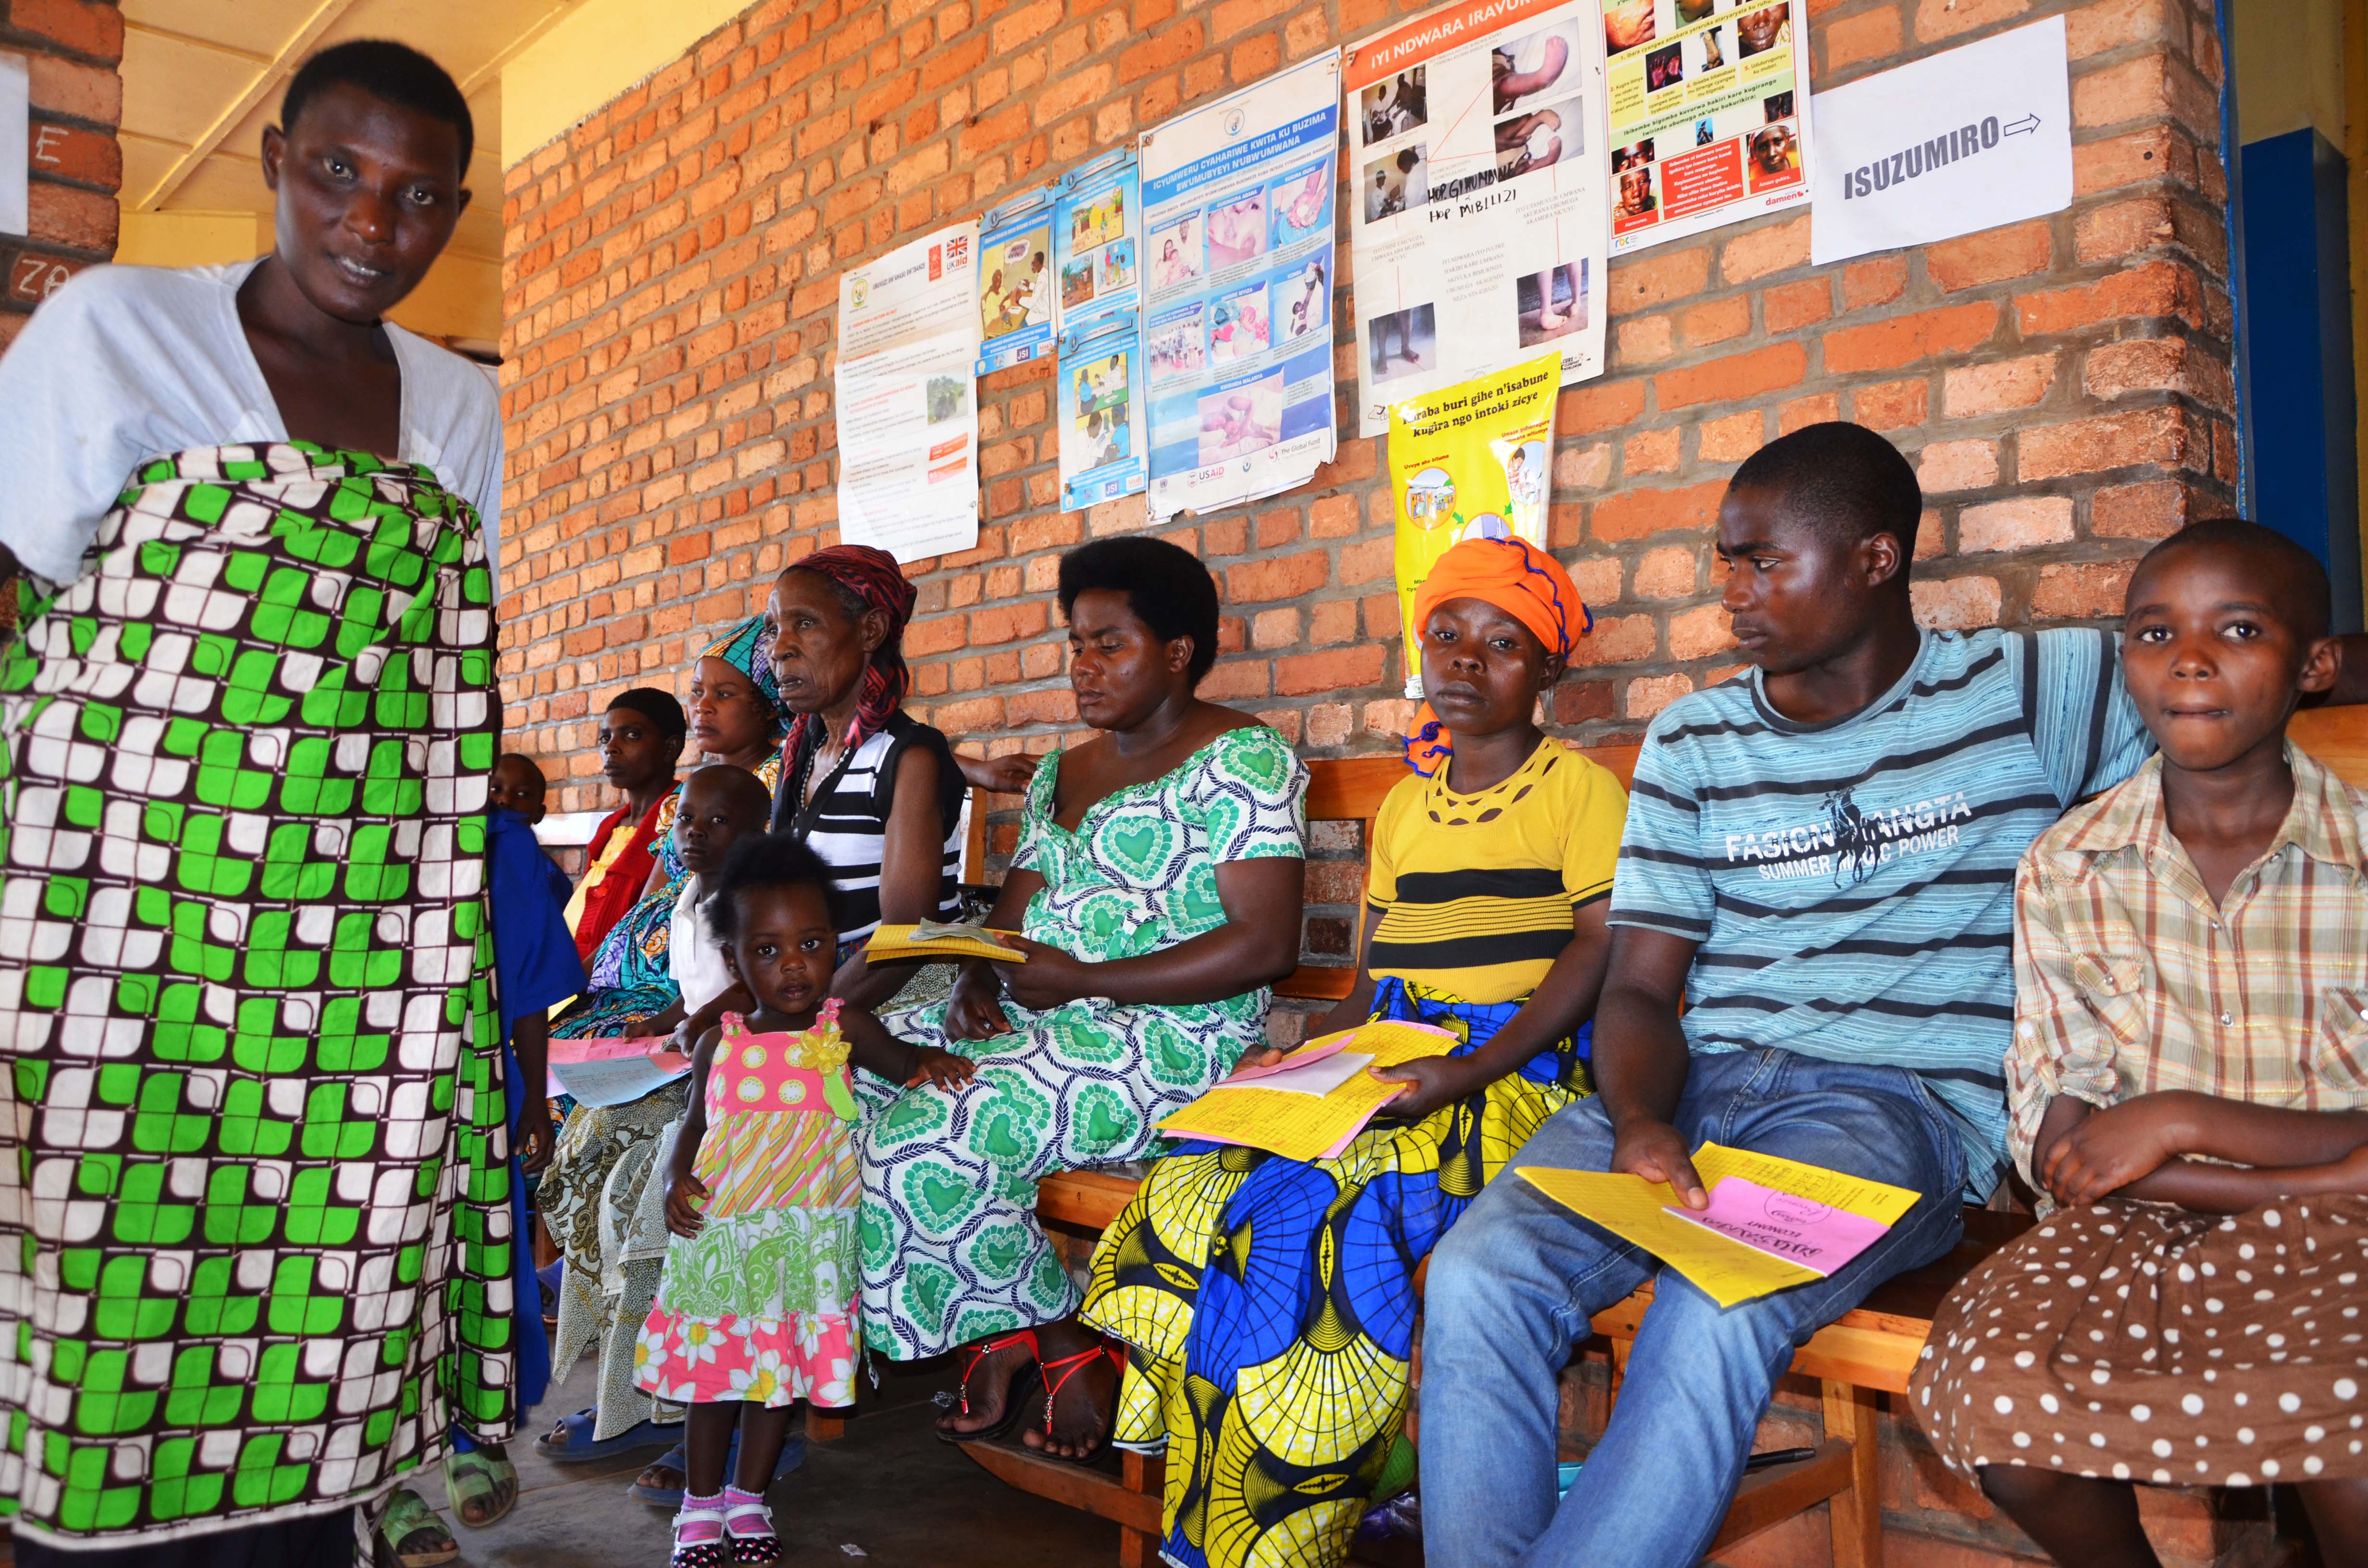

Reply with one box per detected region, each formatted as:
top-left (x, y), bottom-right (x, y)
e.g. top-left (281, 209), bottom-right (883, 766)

top-left (1405, 536), bottom-right (1591, 776)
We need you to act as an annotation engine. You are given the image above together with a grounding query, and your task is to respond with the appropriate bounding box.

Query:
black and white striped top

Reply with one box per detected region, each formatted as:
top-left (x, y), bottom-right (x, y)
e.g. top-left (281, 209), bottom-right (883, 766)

top-left (771, 711), bottom-right (964, 943)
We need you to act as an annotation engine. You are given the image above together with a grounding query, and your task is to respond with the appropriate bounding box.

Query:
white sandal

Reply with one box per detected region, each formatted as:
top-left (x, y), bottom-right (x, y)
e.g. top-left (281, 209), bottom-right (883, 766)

top-left (721, 1487), bottom-right (780, 1567)
top-left (668, 1496), bottom-right (730, 1568)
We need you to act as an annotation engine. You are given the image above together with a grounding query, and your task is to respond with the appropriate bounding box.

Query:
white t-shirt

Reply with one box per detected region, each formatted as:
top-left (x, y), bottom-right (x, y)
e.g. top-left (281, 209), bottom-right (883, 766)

top-left (0, 258), bottom-right (503, 585)
top-left (667, 874), bottom-right (734, 1016)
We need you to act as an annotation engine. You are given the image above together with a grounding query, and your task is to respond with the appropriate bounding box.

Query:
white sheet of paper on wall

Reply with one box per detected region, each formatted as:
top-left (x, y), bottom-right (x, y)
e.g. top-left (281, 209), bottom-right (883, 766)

top-left (1806, 15), bottom-right (2072, 267)
top-left (0, 53), bottom-right (27, 237)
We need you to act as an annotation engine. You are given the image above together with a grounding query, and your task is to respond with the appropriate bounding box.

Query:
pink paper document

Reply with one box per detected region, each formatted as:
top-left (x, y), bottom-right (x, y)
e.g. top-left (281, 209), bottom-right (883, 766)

top-left (1665, 1175), bottom-right (1890, 1277)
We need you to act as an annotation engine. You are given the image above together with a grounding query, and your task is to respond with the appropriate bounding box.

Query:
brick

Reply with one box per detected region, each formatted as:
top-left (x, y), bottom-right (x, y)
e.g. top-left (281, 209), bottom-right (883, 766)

top-left (1917, 439), bottom-right (2000, 492)
top-left (1624, 427), bottom-right (1682, 477)
top-left (1656, 343), bottom-right (1807, 410)
top-left (2016, 262), bottom-right (2200, 338)
top-left (2066, 0), bottom-right (2172, 59)
top-left (1609, 247), bottom-right (1711, 312)
top-left (1842, 256), bottom-right (1908, 310)
top-left (1916, 0), bottom-right (2030, 41)
top-left (2018, 406), bottom-right (2193, 480)
top-left (1617, 314), bottom-right (1676, 364)
top-left (25, 120), bottom-right (117, 188)
top-left (2032, 561), bottom-right (2137, 618)
top-left (1763, 279), bottom-right (1831, 334)
top-left (1681, 294), bottom-right (1751, 347)
top-left (1823, 303), bottom-right (1998, 375)
top-left (1250, 606), bottom-right (1300, 649)
top-left (2083, 337), bottom-right (2228, 408)
top-left (1559, 378), bottom-right (1648, 434)
top-left (2090, 478), bottom-right (2190, 539)
top-left (26, 181), bottom-right (114, 252)
top-left (1719, 216), bottom-right (1811, 283)
top-left (1275, 645), bottom-right (1383, 695)
top-left (1825, 6), bottom-right (1901, 70)
top-left (1777, 393), bottom-right (1839, 433)
top-left (1590, 480), bottom-right (1726, 542)
top-left (13, 0), bottom-right (123, 62)
top-left (1668, 603), bottom-right (1737, 660)
top-left (1625, 673), bottom-right (1693, 718)
top-left (1944, 353), bottom-right (2056, 417)
top-left (1853, 379), bottom-right (1928, 430)
top-left (1568, 613), bottom-right (1656, 666)
top-left (1228, 550), bottom-right (1330, 602)
top-left (1911, 574), bottom-right (2003, 630)
top-left (1698, 411), bottom-right (1765, 462)
top-left (1925, 220), bottom-right (2051, 292)
top-left (1634, 545), bottom-right (1697, 599)
top-left (1959, 496), bottom-right (2073, 552)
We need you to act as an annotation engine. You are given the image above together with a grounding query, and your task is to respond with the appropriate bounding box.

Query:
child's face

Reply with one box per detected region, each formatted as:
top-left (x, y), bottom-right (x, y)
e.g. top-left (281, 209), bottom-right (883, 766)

top-left (2122, 545), bottom-right (2340, 772)
top-left (487, 757), bottom-right (547, 822)
top-left (768, 569), bottom-right (877, 719)
top-left (672, 769), bottom-right (769, 877)
top-left (1419, 598), bottom-right (1556, 738)
top-left (722, 883), bottom-right (838, 1017)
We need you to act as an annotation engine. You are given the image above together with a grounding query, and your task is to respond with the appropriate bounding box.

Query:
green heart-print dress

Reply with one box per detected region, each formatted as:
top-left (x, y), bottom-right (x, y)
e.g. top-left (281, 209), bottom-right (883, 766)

top-left (858, 724), bottom-right (1307, 1357)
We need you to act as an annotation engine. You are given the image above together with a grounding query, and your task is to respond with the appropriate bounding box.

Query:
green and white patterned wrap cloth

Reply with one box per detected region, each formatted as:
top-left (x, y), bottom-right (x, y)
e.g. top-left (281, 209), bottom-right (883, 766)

top-left (859, 724), bottom-right (1309, 1359)
top-left (0, 444), bottom-right (513, 1548)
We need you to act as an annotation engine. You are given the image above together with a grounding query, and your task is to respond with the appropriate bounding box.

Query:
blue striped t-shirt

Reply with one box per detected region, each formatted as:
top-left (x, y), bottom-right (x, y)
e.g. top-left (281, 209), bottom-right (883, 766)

top-left (1608, 627), bottom-right (2149, 1197)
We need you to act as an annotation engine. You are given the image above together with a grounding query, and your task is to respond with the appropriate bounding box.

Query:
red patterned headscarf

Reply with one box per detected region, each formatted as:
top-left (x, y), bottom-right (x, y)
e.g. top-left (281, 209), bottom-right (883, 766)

top-left (778, 544), bottom-right (918, 755)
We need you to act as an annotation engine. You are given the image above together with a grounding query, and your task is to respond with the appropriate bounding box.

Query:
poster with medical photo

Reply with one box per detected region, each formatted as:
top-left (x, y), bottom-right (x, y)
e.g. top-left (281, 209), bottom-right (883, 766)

top-left (1386, 352), bottom-right (1565, 696)
top-left (1344, 0), bottom-right (1611, 439)
top-left (977, 184), bottom-right (1057, 372)
top-left (834, 221), bottom-right (983, 561)
top-left (1138, 50), bottom-right (1340, 522)
top-left (1603, 0), bottom-right (1812, 253)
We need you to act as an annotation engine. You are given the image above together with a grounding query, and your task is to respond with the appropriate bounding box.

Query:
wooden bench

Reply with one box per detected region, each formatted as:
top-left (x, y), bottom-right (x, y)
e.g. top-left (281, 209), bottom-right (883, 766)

top-left (951, 706), bottom-right (2368, 1567)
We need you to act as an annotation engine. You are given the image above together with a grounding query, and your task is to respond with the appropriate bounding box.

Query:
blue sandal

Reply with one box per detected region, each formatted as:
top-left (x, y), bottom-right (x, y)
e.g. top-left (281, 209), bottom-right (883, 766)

top-left (532, 1407), bottom-right (675, 1464)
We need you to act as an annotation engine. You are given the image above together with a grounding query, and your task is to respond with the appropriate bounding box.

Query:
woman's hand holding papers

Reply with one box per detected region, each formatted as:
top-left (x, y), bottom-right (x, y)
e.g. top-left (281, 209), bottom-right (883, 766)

top-left (994, 934), bottom-right (1095, 1011)
top-left (1369, 1054), bottom-right (1483, 1120)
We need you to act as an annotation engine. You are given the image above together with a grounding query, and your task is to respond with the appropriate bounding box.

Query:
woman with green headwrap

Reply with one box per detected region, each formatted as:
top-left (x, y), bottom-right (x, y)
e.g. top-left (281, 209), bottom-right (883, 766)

top-left (533, 616), bottom-right (789, 1463)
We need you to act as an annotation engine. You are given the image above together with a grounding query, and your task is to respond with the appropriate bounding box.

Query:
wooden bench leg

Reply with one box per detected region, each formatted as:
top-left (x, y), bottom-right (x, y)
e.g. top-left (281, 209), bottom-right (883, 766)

top-left (806, 1407), bottom-right (846, 1443)
top-left (1606, 1337), bottom-right (1631, 1407)
top-left (1821, 1378), bottom-right (1882, 1568)
top-left (1118, 1450), bottom-right (1165, 1568)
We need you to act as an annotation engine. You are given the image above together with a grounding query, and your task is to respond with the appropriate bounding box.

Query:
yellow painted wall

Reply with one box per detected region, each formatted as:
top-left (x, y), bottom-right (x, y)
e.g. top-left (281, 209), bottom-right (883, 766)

top-left (501, 0), bottom-right (754, 166)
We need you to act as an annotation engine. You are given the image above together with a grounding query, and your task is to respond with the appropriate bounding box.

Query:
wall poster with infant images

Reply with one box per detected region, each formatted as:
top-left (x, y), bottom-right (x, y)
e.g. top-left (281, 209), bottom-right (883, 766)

top-left (1138, 49), bottom-right (1339, 523)
top-left (1387, 351), bottom-right (1561, 697)
top-left (1604, 0), bottom-right (1811, 253)
top-left (1344, 0), bottom-right (1610, 440)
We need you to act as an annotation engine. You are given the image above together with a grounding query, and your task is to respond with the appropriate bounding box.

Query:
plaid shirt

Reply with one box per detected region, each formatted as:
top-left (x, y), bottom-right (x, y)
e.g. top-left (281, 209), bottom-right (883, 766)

top-left (2006, 745), bottom-right (2368, 1186)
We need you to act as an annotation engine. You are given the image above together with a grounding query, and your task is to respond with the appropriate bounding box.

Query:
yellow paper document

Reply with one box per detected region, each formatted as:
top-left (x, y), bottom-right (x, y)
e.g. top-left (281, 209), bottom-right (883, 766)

top-left (863, 923), bottom-right (1028, 964)
top-left (1520, 1144), bottom-right (1921, 1308)
top-left (1155, 1021), bottom-right (1456, 1163)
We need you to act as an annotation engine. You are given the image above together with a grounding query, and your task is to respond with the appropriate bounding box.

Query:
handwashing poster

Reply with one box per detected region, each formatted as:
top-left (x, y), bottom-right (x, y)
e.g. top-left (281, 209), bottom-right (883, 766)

top-left (1139, 50), bottom-right (1340, 522)
top-left (1389, 352), bottom-right (1562, 696)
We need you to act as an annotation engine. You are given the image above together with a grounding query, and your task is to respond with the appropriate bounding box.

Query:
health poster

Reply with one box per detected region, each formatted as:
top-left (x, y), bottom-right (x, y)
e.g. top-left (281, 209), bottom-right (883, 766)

top-left (1138, 49), bottom-right (1340, 523)
top-left (1053, 147), bottom-right (1141, 323)
top-left (977, 184), bottom-right (1057, 372)
top-left (834, 220), bottom-right (982, 562)
top-left (1344, 0), bottom-right (1611, 439)
top-left (1389, 352), bottom-right (1565, 696)
top-left (1604, 0), bottom-right (1811, 253)
top-left (1056, 309), bottom-right (1147, 508)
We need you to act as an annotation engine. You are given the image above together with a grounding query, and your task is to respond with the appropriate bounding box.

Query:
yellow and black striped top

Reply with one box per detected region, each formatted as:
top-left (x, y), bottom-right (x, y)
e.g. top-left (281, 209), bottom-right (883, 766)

top-left (1366, 739), bottom-right (1627, 1004)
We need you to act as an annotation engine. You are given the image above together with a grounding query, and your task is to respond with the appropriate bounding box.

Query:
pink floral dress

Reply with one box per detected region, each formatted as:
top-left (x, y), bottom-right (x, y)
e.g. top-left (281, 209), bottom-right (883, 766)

top-left (633, 1004), bottom-right (863, 1409)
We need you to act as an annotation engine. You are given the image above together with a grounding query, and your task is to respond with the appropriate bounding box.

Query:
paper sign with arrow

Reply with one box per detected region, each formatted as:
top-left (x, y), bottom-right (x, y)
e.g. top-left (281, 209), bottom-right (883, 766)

top-left (1805, 16), bottom-right (2072, 267)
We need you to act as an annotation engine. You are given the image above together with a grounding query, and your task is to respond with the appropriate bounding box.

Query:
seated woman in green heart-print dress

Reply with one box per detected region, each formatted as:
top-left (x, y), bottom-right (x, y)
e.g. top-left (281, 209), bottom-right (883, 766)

top-left (858, 536), bottom-right (1308, 1459)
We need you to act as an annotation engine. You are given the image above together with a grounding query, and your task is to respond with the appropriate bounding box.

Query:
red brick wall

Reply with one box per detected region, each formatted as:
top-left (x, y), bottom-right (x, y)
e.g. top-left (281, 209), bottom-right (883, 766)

top-left (498, 0), bottom-right (2236, 832)
top-left (0, 0), bottom-right (120, 347)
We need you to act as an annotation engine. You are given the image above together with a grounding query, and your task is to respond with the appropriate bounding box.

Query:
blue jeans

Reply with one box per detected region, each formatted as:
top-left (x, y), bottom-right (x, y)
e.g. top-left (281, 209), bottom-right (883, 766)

top-left (1419, 1048), bottom-right (1969, 1568)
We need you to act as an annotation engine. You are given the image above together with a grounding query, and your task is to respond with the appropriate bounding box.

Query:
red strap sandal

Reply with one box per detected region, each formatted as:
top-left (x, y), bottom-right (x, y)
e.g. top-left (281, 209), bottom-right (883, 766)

top-left (934, 1328), bottom-right (1042, 1446)
top-left (1033, 1340), bottom-right (1125, 1464)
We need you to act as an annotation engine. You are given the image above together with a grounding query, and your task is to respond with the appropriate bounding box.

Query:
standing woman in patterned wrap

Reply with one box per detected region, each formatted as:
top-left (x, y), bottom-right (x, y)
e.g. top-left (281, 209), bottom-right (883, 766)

top-left (867, 537), bottom-right (1308, 1460)
top-left (0, 42), bottom-right (507, 1567)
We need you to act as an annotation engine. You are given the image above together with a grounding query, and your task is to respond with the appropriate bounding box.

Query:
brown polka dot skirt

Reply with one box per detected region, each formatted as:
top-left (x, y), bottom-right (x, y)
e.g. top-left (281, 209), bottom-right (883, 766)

top-left (1910, 1195), bottom-right (2368, 1487)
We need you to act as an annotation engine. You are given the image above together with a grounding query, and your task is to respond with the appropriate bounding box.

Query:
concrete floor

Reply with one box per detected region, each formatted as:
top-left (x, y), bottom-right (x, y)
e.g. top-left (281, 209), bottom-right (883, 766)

top-left (410, 1354), bottom-right (1119, 1568)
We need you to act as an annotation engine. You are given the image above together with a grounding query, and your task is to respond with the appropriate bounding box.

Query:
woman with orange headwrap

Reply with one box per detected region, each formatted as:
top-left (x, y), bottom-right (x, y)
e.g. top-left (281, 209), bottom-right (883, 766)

top-left (1079, 537), bottom-right (1630, 1568)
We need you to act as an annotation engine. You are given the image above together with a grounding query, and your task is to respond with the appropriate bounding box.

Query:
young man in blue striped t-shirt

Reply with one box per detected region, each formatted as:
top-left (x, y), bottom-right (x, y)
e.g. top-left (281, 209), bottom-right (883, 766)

top-left (1418, 422), bottom-right (2368, 1568)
